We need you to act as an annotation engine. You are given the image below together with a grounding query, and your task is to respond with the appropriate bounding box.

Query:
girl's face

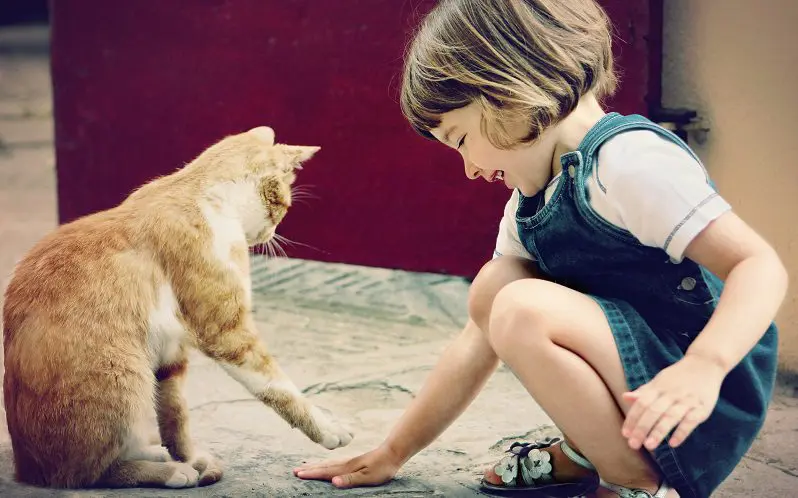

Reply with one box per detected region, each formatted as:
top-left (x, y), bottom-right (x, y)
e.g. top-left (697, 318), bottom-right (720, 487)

top-left (429, 101), bottom-right (561, 197)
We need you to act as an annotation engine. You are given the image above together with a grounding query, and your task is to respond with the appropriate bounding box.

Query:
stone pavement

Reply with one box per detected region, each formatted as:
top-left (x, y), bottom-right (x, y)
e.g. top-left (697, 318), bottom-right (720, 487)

top-left (0, 23), bottom-right (796, 498)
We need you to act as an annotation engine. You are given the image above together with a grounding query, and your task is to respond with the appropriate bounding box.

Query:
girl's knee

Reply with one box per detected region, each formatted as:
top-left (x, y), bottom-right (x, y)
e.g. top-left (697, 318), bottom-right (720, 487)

top-left (488, 279), bottom-right (554, 350)
top-left (467, 256), bottom-right (539, 332)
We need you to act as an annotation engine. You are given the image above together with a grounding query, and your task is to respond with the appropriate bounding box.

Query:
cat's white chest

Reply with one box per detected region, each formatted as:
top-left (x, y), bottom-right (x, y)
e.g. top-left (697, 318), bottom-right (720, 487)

top-left (199, 189), bottom-right (254, 299)
top-left (201, 203), bottom-right (247, 270)
top-left (147, 284), bottom-right (186, 370)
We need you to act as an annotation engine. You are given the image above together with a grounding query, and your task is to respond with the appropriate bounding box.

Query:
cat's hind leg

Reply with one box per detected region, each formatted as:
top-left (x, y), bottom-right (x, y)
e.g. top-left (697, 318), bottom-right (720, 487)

top-left (96, 373), bottom-right (209, 489)
top-left (99, 460), bottom-right (200, 488)
top-left (155, 354), bottom-right (224, 486)
top-left (118, 404), bottom-right (171, 463)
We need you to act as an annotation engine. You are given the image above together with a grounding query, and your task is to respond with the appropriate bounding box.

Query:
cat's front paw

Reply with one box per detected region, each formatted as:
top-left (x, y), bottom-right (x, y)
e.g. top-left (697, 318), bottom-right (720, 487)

top-left (311, 406), bottom-right (354, 450)
top-left (189, 451), bottom-right (224, 486)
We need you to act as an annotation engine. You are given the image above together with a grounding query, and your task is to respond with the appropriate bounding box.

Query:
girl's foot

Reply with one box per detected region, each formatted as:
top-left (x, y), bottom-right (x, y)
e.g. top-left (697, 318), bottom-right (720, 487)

top-left (480, 437), bottom-right (598, 494)
top-left (483, 439), bottom-right (596, 486)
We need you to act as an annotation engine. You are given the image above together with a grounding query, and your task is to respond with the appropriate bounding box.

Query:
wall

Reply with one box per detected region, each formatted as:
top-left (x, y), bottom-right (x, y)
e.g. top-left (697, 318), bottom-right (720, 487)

top-left (49, 0), bottom-right (657, 278)
top-left (662, 1), bottom-right (798, 373)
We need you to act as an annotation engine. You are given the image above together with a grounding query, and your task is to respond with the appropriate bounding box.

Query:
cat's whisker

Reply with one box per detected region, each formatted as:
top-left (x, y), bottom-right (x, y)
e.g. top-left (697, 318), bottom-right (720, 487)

top-left (291, 185), bottom-right (320, 199)
top-left (273, 233), bottom-right (298, 248)
top-left (292, 183), bottom-right (316, 192)
top-left (270, 234), bottom-right (287, 258)
top-left (290, 196), bottom-right (318, 205)
top-left (272, 238), bottom-right (288, 259)
top-left (273, 233), bottom-right (326, 254)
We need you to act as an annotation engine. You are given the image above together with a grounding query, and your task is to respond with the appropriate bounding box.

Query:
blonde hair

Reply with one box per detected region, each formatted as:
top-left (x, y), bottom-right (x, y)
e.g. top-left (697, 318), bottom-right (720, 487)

top-left (400, 0), bottom-right (617, 148)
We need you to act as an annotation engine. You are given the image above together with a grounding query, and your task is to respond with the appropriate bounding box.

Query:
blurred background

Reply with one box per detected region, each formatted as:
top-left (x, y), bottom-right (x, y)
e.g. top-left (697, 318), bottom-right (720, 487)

top-left (0, 1), bottom-right (796, 496)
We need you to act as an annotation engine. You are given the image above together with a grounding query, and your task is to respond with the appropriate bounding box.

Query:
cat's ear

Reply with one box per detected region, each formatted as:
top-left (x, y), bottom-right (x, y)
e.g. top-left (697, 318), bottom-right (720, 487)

top-left (285, 145), bottom-right (320, 164)
top-left (248, 126), bottom-right (275, 145)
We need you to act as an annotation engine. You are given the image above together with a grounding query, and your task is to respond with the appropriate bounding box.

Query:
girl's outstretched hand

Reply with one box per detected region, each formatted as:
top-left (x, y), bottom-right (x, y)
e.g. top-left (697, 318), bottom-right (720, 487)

top-left (293, 445), bottom-right (403, 489)
top-left (621, 354), bottom-right (726, 451)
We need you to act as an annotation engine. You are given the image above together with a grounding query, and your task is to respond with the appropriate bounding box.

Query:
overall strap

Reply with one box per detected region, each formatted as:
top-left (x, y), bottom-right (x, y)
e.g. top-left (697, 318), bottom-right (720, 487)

top-left (576, 112), bottom-right (708, 182)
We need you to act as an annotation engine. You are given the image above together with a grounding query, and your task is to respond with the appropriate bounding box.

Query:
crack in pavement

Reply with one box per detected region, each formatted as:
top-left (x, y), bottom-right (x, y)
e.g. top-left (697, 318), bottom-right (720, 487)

top-left (744, 455), bottom-right (798, 479)
top-left (190, 398), bottom-right (260, 411)
top-left (302, 380), bottom-right (416, 398)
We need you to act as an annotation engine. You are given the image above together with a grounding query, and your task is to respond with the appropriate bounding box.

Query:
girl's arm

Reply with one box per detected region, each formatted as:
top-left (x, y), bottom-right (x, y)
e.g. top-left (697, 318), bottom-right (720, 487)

top-left (294, 319), bottom-right (500, 488)
top-left (622, 210), bottom-right (787, 451)
top-left (683, 210), bottom-right (787, 372)
top-left (383, 318), bottom-right (501, 462)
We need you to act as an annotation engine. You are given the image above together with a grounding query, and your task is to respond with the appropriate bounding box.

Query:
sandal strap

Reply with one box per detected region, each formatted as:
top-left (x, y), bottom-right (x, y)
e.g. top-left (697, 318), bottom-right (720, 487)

top-left (599, 477), bottom-right (671, 498)
top-left (560, 440), bottom-right (596, 471)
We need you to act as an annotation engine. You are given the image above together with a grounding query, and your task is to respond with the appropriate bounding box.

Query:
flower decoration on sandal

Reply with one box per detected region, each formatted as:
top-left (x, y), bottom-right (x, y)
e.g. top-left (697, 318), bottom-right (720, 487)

top-left (493, 438), bottom-right (559, 487)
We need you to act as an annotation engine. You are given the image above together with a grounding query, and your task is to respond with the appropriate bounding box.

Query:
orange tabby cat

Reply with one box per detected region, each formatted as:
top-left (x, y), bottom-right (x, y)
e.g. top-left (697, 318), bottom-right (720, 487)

top-left (2, 126), bottom-right (353, 489)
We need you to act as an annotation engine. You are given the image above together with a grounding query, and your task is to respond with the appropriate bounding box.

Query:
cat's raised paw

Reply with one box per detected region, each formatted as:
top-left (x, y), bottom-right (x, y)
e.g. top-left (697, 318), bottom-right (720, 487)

top-left (164, 462), bottom-right (200, 488)
top-left (189, 451), bottom-right (224, 486)
top-left (312, 406), bottom-right (354, 450)
top-left (320, 425), bottom-right (354, 450)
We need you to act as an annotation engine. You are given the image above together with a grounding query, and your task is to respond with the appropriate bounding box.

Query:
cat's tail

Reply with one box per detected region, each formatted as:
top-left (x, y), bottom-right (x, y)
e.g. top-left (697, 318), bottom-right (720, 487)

top-left (9, 439), bottom-right (49, 487)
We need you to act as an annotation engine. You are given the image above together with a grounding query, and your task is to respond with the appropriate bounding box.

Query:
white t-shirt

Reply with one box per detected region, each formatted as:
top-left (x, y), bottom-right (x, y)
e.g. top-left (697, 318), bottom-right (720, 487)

top-left (494, 129), bottom-right (731, 263)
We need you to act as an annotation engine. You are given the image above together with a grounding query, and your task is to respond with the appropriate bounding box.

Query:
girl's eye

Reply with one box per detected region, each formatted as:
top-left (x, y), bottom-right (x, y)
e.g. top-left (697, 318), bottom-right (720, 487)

top-left (457, 135), bottom-right (466, 149)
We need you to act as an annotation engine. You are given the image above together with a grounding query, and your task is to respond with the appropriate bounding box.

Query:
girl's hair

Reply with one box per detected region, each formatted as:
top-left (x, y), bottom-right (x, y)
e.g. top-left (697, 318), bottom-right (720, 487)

top-left (400, 0), bottom-right (617, 148)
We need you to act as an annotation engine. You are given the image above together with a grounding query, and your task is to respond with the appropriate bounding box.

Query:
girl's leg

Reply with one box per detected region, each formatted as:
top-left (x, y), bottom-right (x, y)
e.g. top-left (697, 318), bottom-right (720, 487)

top-left (480, 276), bottom-right (675, 496)
top-left (470, 258), bottom-right (597, 484)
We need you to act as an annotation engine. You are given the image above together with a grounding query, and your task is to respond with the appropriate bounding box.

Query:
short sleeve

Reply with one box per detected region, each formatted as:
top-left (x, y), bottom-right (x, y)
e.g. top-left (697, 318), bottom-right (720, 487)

top-left (597, 131), bottom-right (732, 262)
top-left (493, 189), bottom-right (534, 260)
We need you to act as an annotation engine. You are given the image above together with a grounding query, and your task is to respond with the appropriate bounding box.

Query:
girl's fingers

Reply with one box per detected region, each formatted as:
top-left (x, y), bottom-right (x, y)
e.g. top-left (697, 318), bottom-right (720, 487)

top-left (294, 459), bottom-right (362, 480)
top-left (333, 469), bottom-right (382, 489)
top-left (626, 394), bottom-right (676, 450)
top-left (621, 385), bottom-right (658, 439)
top-left (643, 401), bottom-right (692, 450)
top-left (669, 407), bottom-right (709, 447)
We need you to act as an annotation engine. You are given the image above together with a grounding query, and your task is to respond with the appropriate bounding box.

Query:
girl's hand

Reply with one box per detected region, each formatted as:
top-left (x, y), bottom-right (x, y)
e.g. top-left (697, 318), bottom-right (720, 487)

top-left (621, 354), bottom-right (726, 451)
top-left (293, 445), bottom-right (403, 489)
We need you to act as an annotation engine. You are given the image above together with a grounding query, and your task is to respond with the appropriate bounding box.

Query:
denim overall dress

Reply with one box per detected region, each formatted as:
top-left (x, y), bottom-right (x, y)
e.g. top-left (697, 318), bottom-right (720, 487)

top-left (514, 112), bottom-right (778, 498)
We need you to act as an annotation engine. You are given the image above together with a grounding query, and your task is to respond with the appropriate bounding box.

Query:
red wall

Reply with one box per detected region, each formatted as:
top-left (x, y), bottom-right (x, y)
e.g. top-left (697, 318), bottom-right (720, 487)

top-left (50, 0), bottom-right (661, 277)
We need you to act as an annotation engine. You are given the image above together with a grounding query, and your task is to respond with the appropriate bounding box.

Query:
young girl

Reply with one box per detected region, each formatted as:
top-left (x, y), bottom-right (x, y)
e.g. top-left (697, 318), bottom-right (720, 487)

top-left (294, 1), bottom-right (785, 497)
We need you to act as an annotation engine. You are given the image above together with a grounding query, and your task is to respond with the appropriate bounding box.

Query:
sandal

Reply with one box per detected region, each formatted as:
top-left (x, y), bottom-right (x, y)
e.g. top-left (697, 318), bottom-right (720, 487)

top-left (599, 479), bottom-right (671, 498)
top-left (479, 436), bottom-right (598, 497)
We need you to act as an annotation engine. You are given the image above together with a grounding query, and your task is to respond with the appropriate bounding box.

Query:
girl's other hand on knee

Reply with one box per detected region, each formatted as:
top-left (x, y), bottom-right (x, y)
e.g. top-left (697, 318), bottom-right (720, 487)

top-left (620, 355), bottom-right (726, 451)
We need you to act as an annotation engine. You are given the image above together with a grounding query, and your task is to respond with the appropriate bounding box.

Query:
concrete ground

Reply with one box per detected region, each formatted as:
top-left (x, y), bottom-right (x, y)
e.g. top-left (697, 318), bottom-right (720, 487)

top-left (0, 24), bottom-right (796, 497)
